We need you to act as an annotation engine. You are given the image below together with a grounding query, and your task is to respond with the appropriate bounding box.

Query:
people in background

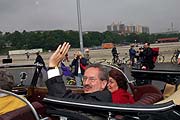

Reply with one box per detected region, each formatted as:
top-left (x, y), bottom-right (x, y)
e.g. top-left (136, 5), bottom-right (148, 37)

top-left (45, 42), bottom-right (112, 102)
top-left (107, 68), bottom-right (134, 104)
top-left (84, 48), bottom-right (90, 64)
top-left (70, 51), bottom-right (88, 87)
top-left (7, 53), bottom-right (10, 59)
top-left (25, 52), bottom-right (30, 60)
top-left (33, 52), bottom-right (47, 86)
top-left (129, 44), bottom-right (136, 66)
top-left (137, 47), bottom-right (144, 62)
top-left (0, 70), bottom-right (26, 115)
top-left (34, 52), bottom-right (47, 71)
top-left (111, 44), bottom-right (118, 63)
top-left (142, 42), bottom-right (155, 70)
top-left (64, 53), bottom-right (69, 62)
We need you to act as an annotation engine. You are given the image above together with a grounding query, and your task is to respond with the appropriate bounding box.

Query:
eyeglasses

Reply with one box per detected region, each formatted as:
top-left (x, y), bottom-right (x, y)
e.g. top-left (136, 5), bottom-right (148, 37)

top-left (83, 76), bottom-right (97, 82)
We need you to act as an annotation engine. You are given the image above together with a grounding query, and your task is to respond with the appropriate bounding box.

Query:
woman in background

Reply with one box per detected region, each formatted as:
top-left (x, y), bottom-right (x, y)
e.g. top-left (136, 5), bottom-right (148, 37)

top-left (108, 69), bottom-right (134, 104)
top-left (70, 51), bottom-right (88, 87)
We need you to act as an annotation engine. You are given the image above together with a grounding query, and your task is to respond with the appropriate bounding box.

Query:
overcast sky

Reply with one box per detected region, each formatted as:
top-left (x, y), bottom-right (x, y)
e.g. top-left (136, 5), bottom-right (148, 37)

top-left (0, 0), bottom-right (180, 33)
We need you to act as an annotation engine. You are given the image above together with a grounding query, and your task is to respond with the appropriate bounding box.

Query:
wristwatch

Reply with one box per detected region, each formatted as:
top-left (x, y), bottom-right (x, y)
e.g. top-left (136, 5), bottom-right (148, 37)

top-left (48, 66), bottom-right (58, 70)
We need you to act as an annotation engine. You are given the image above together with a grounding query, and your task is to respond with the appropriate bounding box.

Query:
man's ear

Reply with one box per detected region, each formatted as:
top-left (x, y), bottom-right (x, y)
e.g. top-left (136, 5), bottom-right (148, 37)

top-left (101, 80), bottom-right (108, 89)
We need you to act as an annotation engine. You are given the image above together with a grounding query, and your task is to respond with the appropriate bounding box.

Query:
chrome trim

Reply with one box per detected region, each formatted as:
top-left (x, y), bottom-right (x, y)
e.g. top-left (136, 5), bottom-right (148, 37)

top-left (0, 89), bottom-right (40, 120)
top-left (101, 63), bottom-right (132, 83)
top-left (131, 69), bottom-right (180, 74)
top-left (44, 97), bottom-right (176, 112)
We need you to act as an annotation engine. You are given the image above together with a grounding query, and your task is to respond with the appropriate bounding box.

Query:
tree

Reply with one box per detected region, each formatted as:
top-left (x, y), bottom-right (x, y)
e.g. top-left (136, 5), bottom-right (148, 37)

top-left (65, 30), bottom-right (79, 48)
top-left (83, 32), bottom-right (103, 47)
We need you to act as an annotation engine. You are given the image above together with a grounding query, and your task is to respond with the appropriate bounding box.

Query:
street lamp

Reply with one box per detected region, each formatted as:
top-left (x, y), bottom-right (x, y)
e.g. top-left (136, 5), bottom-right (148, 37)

top-left (76, 0), bottom-right (84, 53)
top-left (134, 39), bottom-right (136, 46)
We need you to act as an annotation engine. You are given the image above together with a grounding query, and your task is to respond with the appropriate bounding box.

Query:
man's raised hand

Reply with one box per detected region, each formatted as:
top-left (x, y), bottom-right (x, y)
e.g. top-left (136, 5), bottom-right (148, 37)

top-left (49, 42), bottom-right (70, 67)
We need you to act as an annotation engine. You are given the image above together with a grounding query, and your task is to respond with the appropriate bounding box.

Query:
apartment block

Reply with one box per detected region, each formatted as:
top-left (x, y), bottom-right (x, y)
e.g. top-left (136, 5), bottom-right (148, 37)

top-left (107, 22), bottom-right (149, 34)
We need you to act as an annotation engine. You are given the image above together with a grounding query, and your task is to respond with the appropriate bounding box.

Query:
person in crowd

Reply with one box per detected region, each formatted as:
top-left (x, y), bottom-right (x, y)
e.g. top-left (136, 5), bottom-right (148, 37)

top-left (134, 47), bottom-right (144, 69)
top-left (25, 52), bottom-right (30, 60)
top-left (60, 61), bottom-right (74, 85)
top-left (142, 42), bottom-right (155, 70)
top-left (33, 52), bottom-right (47, 86)
top-left (64, 53), bottom-right (69, 62)
top-left (7, 53), bottom-right (10, 59)
top-left (129, 44), bottom-right (136, 66)
top-left (70, 51), bottom-right (88, 87)
top-left (61, 62), bottom-right (73, 77)
top-left (111, 44), bottom-right (118, 63)
top-left (45, 42), bottom-right (112, 102)
top-left (84, 48), bottom-right (91, 64)
top-left (135, 51), bottom-right (139, 62)
top-left (137, 47), bottom-right (144, 62)
top-left (34, 51), bottom-right (47, 71)
top-left (107, 68), bottom-right (134, 104)
top-left (0, 70), bottom-right (26, 115)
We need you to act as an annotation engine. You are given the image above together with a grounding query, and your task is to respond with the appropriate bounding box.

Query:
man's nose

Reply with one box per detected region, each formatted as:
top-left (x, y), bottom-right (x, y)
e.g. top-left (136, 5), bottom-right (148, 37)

top-left (83, 79), bottom-right (90, 85)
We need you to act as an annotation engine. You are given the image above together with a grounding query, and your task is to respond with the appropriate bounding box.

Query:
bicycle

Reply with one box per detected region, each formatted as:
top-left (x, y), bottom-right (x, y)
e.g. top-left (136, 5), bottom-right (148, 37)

top-left (112, 53), bottom-right (122, 65)
top-left (156, 54), bottom-right (165, 63)
top-left (171, 49), bottom-right (180, 64)
top-left (122, 53), bottom-right (131, 65)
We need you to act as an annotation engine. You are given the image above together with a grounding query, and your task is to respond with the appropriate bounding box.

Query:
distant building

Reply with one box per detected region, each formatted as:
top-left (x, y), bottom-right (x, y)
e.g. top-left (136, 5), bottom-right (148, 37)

top-left (136, 25), bottom-right (143, 33)
top-left (112, 24), bottom-right (118, 32)
top-left (157, 37), bottom-right (179, 43)
top-left (126, 25), bottom-right (136, 33)
top-left (107, 22), bottom-right (149, 34)
top-left (107, 22), bottom-right (124, 32)
top-left (142, 26), bottom-right (150, 33)
top-left (119, 24), bottom-right (126, 33)
top-left (107, 25), bottom-right (112, 31)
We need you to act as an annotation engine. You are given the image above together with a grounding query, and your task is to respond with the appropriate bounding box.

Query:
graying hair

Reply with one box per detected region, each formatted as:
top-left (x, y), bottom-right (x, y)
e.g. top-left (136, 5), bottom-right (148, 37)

top-left (85, 63), bottom-right (109, 81)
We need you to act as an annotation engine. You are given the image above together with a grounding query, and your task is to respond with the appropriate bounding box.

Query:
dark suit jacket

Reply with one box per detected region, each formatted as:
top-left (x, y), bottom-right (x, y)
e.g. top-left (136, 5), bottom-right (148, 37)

top-left (34, 55), bottom-right (45, 67)
top-left (45, 76), bottom-right (112, 102)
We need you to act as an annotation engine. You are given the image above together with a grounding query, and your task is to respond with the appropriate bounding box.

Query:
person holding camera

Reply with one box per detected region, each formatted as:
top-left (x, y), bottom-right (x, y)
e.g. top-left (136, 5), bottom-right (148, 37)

top-left (70, 51), bottom-right (88, 87)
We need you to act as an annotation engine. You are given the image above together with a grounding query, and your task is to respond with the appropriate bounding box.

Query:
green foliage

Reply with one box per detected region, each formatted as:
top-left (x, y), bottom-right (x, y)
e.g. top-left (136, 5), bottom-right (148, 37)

top-left (0, 29), bottom-right (179, 54)
top-left (65, 30), bottom-right (79, 48)
top-left (102, 31), bottom-right (126, 44)
top-left (83, 32), bottom-right (103, 47)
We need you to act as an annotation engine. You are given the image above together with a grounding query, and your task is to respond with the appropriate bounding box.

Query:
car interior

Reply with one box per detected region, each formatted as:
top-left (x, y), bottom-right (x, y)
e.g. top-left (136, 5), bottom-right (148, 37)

top-left (0, 64), bottom-right (180, 120)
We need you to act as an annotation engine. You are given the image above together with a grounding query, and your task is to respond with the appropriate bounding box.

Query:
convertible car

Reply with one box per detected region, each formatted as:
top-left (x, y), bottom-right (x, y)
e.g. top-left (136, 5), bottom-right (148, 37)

top-left (0, 63), bottom-right (180, 120)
